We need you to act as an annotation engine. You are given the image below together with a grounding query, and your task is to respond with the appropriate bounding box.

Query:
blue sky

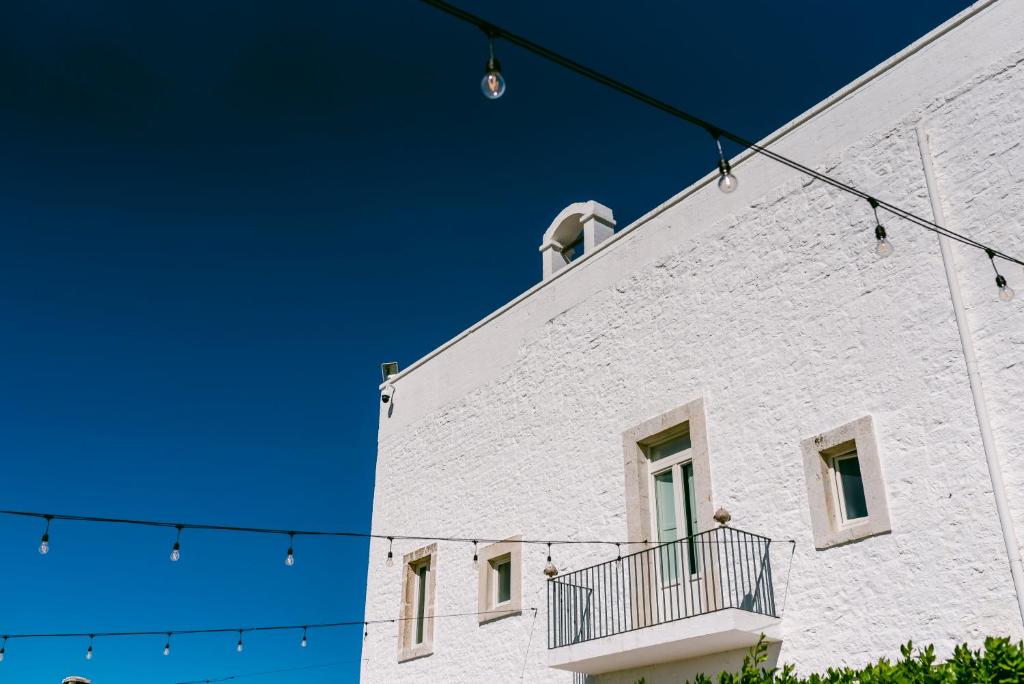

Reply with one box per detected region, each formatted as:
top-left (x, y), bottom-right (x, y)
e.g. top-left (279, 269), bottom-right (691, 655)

top-left (0, 1), bottom-right (971, 681)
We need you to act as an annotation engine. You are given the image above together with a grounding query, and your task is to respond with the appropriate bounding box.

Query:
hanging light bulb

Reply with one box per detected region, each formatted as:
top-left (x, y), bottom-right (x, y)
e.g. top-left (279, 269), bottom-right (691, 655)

top-left (472, 541), bottom-right (479, 569)
top-left (988, 250), bottom-right (1016, 302)
top-left (163, 634), bottom-right (171, 656)
top-left (363, 623), bottom-right (369, 640)
top-left (543, 542), bottom-right (558, 578)
top-left (170, 525), bottom-right (183, 562)
top-left (997, 275), bottom-right (1015, 302)
top-left (236, 630), bottom-right (244, 653)
top-left (1, 635), bottom-right (7, 662)
top-left (480, 36), bottom-right (505, 100)
top-left (39, 515), bottom-right (52, 555)
top-left (85, 636), bottom-right (94, 660)
top-left (300, 626), bottom-right (308, 648)
top-left (868, 198), bottom-right (894, 257)
top-left (875, 225), bottom-right (894, 258)
top-left (285, 532), bottom-right (295, 567)
top-left (386, 537), bottom-right (394, 567)
top-left (713, 134), bottom-right (738, 194)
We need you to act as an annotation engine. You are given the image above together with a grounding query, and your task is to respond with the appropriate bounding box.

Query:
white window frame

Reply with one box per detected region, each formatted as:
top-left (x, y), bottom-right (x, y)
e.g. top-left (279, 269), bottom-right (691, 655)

top-left (645, 434), bottom-right (700, 584)
top-left (491, 555), bottom-right (513, 608)
top-left (830, 448), bottom-right (867, 527)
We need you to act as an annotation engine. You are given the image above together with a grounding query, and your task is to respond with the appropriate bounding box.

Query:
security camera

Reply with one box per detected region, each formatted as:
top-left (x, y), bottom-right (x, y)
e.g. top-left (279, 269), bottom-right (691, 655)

top-left (381, 384), bottom-right (396, 404)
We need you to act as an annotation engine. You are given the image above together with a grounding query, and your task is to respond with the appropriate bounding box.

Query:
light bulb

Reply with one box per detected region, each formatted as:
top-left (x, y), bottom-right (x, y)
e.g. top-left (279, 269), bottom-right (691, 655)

top-left (163, 643), bottom-right (170, 656)
top-left (0, 644), bottom-right (6, 662)
top-left (38, 538), bottom-right (49, 555)
top-left (874, 224), bottom-right (893, 258)
top-left (481, 57), bottom-right (505, 99)
top-left (285, 549), bottom-right (295, 566)
top-left (301, 633), bottom-right (308, 648)
top-left (996, 274), bottom-right (1015, 302)
top-left (717, 169), bottom-right (738, 194)
top-left (170, 543), bottom-right (181, 562)
top-left (236, 639), bottom-right (244, 653)
top-left (85, 646), bottom-right (93, 661)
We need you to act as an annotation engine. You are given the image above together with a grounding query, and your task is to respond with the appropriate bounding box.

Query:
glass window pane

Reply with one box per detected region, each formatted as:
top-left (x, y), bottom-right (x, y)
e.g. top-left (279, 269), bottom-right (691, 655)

top-left (415, 563), bottom-right (428, 644)
top-left (837, 455), bottom-right (868, 521)
top-left (496, 561), bottom-right (511, 604)
top-left (654, 470), bottom-right (678, 542)
top-left (654, 470), bottom-right (680, 583)
top-left (648, 432), bottom-right (692, 462)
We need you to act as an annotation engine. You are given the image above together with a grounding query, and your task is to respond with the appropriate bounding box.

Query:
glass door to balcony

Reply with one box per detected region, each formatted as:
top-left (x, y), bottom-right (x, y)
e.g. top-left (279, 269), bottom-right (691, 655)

top-left (648, 432), bottom-right (699, 621)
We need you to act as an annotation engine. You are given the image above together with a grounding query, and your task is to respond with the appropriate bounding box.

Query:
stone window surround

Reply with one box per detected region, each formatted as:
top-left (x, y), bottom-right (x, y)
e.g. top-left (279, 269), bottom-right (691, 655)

top-left (622, 398), bottom-right (714, 547)
top-left (398, 543), bottom-right (437, 663)
top-left (801, 415), bottom-right (891, 550)
top-left (476, 536), bottom-right (523, 624)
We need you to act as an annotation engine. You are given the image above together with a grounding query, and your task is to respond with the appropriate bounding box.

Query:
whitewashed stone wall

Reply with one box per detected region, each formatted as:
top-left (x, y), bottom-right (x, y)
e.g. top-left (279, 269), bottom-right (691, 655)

top-left (361, 2), bottom-right (1024, 682)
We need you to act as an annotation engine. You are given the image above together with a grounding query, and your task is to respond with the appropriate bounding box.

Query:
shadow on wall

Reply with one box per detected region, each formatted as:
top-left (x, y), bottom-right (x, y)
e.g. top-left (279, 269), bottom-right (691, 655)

top-left (579, 641), bottom-right (783, 684)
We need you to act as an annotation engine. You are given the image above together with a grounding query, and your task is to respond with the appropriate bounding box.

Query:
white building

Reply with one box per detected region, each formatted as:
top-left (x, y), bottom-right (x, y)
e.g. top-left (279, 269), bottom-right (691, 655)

top-left (362, 1), bottom-right (1024, 681)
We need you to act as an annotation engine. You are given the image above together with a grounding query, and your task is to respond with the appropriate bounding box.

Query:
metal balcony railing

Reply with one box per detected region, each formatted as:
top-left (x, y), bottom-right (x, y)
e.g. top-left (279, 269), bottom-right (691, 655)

top-left (547, 527), bottom-right (777, 649)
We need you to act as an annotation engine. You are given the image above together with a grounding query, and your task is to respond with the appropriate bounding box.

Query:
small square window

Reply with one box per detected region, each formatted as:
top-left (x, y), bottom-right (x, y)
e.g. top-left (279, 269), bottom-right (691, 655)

top-left (477, 538), bottom-right (522, 624)
top-left (801, 416), bottom-right (891, 550)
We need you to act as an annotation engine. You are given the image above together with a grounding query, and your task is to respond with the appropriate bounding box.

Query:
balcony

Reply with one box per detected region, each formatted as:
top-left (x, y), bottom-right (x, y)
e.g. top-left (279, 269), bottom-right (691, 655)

top-left (547, 527), bottom-right (781, 675)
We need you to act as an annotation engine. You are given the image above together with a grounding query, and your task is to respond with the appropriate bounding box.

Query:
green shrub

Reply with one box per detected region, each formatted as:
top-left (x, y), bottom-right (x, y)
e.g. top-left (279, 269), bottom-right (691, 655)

top-left (634, 634), bottom-right (1024, 684)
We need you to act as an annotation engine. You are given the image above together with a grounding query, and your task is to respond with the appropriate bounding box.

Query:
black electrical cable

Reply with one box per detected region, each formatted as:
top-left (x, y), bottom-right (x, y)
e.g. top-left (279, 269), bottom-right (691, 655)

top-left (0, 608), bottom-right (538, 642)
top-left (0, 507), bottom-right (795, 549)
top-left (417, 0), bottom-right (1023, 268)
top-left (176, 661), bottom-right (356, 684)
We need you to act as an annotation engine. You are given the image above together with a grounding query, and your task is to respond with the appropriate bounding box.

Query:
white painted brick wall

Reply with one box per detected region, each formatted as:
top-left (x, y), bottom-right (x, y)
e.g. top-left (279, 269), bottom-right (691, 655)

top-left (362, 2), bottom-right (1024, 681)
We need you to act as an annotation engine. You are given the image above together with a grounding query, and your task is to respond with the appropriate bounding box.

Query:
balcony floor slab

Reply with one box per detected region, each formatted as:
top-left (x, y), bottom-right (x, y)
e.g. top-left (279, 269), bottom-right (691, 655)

top-left (547, 608), bottom-right (781, 675)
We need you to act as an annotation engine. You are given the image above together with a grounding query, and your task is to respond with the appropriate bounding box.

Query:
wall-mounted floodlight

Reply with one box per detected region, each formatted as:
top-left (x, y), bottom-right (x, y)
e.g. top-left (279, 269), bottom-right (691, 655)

top-left (380, 362), bottom-right (399, 383)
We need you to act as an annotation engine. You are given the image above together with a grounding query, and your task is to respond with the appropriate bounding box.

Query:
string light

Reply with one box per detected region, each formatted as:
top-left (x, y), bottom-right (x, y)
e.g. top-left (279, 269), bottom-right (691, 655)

top-left (164, 633), bottom-right (171, 656)
top-left (85, 635), bottom-right (94, 660)
top-left (0, 635), bottom-right (6, 662)
top-left (713, 132), bottom-right (738, 194)
top-left (0, 509), bottom-right (786, 563)
top-left (285, 532), bottom-right (295, 567)
top-left (236, 630), bottom-right (244, 653)
top-left (39, 515), bottom-right (52, 555)
top-left (363, 623), bottom-right (369, 640)
top-left (988, 250), bottom-right (1016, 302)
top-left (480, 34), bottom-right (505, 99)
top-left (171, 525), bottom-right (183, 562)
top-left (869, 198), bottom-right (894, 258)
top-left (418, 0), bottom-right (1024, 291)
top-left (472, 540), bottom-right (478, 569)
top-left (300, 626), bottom-right (308, 648)
top-left (543, 542), bottom-right (558, 577)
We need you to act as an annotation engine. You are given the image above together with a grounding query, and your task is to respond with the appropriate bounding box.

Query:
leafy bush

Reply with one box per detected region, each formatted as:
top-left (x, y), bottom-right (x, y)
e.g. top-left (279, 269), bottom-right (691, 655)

top-left (634, 634), bottom-right (1024, 684)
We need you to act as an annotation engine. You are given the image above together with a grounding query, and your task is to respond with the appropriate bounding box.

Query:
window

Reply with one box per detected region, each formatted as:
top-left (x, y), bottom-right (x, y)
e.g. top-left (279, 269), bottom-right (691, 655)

top-left (494, 557), bottom-right (512, 605)
top-left (831, 449), bottom-right (868, 524)
top-left (413, 560), bottom-right (430, 644)
top-left (477, 538), bottom-right (522, 624)
top-left (801, 416), bottom-right (891, 550)
top-left (647, 432), bottom-right (699, 582)
top-left (622, 399), bottom-right (713, 577)
top-left (398, 544), bottom-right (436, 662)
